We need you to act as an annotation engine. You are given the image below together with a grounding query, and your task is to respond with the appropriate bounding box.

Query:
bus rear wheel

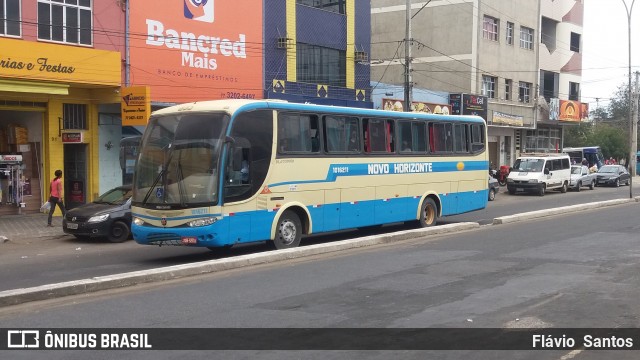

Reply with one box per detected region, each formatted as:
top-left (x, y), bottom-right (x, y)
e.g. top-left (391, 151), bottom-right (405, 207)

top-left (271, 210), bottom-right (302, 250)
top-left (419, 198), bottom-right (438, 227)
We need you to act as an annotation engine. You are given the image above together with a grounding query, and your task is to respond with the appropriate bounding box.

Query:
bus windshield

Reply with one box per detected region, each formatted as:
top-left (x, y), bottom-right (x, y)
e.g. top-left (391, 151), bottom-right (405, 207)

top-left (133, 112), bottom-right (229, 207)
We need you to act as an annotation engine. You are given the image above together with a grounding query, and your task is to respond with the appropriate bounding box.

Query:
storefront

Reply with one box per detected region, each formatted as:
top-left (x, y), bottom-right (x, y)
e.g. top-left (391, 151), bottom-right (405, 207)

top-left (0, 38), bottom-right (122, 216)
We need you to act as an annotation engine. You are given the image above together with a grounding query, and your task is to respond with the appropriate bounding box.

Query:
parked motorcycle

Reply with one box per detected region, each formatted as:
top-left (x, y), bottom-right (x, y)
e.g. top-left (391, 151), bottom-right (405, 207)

top-left (497, 165), bottom-right (510, 186)
top-left (490, 165), bottom-right (509, 186)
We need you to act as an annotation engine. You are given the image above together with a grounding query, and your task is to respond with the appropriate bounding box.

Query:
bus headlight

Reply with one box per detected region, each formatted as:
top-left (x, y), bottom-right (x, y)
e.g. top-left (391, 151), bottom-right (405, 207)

top-left (507, 178), bottom-right (514, 183)
top-left (529, 179), bottom-right (538, 183)
top-left (188, 217), bottom-right (218, 227)
top-left (88, 214), bottom-right (109, 223)
top-left (133, 217), bottom-right (146, 226)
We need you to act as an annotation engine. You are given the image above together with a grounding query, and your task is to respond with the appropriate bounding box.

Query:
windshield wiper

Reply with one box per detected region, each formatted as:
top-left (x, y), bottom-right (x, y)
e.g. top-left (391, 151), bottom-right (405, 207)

top-left (142, 147), bottom-right (173, 205)
top-left (176, 153), bottom-right (187, 207)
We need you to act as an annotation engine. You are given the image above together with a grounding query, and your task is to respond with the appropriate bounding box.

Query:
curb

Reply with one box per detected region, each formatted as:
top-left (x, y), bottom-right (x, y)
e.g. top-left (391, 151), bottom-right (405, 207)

top-left (0, 222), bottom-right (479, 307)
top-left (492, 197), bottom-right (640, 225)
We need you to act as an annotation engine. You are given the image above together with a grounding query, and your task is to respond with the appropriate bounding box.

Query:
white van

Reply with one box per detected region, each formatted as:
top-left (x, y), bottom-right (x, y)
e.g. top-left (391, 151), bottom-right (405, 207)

top-left (506, 153), bottom-right (571, 196)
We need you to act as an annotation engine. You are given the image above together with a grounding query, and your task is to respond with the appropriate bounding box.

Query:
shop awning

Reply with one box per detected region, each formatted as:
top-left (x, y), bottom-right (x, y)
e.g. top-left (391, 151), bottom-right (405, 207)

top-left (0, 79), bottom-right (69, 95)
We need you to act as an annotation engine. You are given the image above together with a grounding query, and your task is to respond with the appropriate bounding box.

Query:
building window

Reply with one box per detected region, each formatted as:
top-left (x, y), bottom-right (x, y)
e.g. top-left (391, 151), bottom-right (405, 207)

top-left (524, 128), bottom-right (561, 153)
top-left (569, 82), bottom-right (580, 101)
top-left (0, 0), bottom-right (20, 37)
top-left (63, 103), bottom-right (87, 130)
top-left (297, 43), bottom-right (346, 87)
top-left (506, 22), bottom-right (514, 45)
top-left (519, 26), bottom-right (534, 50)
top-left (519, 81), bottom-right (532, 103)
top-left (482, 75), bottom-right (496, 99)
top-left (297, 0), bottom-right (345, 14)
top-left (483, 15), bottom-right (499, 41)
top-left (570, 32), bottom-right (580, 52)
top-left (505, 79), bottom-right (512, 100)
top-left (37, 0), bottom-right (92, 45)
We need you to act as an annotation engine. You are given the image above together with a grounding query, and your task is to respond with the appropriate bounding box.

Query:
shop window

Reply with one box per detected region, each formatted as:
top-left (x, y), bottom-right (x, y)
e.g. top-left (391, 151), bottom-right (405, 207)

top-left (1, 0), bottom-right (21, 37)
top-left (63, 103), bottom-right (87, 130)
top-left (37, 0), bottom-right (92, 46)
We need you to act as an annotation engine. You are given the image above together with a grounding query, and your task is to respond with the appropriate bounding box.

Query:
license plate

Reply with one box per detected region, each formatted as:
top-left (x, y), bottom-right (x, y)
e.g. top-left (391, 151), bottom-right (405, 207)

top-left (516, 188), bottom-right (523, 191)
top-left (66, 223), bottom-right (78, 229)
top-left (181, 236), bottom-right (198, 245)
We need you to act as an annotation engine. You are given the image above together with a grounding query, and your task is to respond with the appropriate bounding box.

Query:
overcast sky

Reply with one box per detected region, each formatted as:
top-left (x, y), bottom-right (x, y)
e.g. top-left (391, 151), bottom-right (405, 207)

top-left (582, 0), bottom-right (640, 110)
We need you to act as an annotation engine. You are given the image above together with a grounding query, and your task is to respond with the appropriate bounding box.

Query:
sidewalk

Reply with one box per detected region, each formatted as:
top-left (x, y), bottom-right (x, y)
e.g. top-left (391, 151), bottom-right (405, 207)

top-left (0, 213), bottom-right (67, 241)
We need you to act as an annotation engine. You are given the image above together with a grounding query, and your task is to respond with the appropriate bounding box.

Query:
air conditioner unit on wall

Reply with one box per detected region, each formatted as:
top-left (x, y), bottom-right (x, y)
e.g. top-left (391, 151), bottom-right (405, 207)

top-left (354, 51), bottom-right (368, 62)
top-left (277, 37), bottom-right (293, 49)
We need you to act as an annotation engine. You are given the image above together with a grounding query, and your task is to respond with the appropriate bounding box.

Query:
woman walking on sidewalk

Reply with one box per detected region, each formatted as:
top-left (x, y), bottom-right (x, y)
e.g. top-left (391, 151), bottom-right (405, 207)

top-left (47, 170), bottom-right (66, 227)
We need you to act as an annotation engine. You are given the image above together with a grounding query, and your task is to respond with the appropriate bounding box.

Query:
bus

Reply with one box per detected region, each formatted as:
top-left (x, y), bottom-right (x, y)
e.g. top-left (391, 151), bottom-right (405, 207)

top-left (562, 146), bottom-right (604, 169)
top-left (130, 100), bottom-right (489, 250)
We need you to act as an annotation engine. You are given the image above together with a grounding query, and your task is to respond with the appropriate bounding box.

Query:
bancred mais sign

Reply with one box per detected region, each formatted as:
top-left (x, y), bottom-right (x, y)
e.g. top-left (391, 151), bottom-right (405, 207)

top-left (129, 0), bottom-right (263, 103)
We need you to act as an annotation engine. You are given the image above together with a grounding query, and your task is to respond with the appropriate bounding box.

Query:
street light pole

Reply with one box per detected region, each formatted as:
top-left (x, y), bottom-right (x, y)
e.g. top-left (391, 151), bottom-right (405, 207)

top-left (622, 0), bottom-right (636, 198)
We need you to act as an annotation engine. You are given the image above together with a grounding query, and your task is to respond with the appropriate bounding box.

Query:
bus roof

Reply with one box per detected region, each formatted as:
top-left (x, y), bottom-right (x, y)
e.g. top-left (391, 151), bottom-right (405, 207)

top-left (562, 146), bottom-right (601, 152)
top-left (150, 99), bottom-right (486, 123)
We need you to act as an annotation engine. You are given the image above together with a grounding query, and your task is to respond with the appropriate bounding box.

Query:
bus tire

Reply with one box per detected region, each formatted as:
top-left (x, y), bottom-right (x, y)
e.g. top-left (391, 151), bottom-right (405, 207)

top-left (560, 182), bottom-right (568, 193)
top-left (419, 198), bottom-right (438, 227)
top-left (271, 210), bottom-right (302, 250)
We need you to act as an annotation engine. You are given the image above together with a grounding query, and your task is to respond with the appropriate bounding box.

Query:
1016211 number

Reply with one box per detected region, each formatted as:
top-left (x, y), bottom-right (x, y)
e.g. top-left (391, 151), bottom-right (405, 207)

top-left (224, 92), bottom-right (256, 99)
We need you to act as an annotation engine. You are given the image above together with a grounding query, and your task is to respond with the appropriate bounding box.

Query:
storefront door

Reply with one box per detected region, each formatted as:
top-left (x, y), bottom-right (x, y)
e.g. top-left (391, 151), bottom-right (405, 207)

top-left (64, 144), bottom-right (88, 210)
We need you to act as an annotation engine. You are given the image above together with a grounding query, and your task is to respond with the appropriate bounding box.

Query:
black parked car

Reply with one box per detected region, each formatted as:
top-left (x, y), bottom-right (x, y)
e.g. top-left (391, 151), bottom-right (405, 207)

top-left (595, 165), bottom-right (630, 187)
top-left (488, 176), bottom-right (499, 201)
top-left (63, 185), bottom-right (132, 242)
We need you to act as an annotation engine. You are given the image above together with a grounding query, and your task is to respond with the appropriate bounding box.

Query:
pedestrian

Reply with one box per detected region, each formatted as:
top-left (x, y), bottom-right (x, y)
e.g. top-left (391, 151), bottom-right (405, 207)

top-left (47, 169), bottom-right (66, 227)
top-left (581, 158), bottom-right (589, 167)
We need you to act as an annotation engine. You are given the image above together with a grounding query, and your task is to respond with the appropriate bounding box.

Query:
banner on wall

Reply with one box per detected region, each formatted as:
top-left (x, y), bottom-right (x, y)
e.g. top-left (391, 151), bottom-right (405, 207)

top-left (129, 0), bottom-right (263, 103)
top-left (492, 111), bottom-right (524, 127)
top-left (121, 86), bottom-right (151, 126)
top-left (69, 180), bottom-right (84, 203)
top-left (559, 100), bottom-right (583, 122)
top-left (0, 38), bottom-right (120, 86)
top-left (382, 99), bottom-right (451, 115)
top-left (449, 94), bottom-right (487, 120)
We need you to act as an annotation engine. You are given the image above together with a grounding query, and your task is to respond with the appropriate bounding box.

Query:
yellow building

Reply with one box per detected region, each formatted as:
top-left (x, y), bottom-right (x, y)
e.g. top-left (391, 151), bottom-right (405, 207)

top-left (0, 38), bottom-right (122, 216)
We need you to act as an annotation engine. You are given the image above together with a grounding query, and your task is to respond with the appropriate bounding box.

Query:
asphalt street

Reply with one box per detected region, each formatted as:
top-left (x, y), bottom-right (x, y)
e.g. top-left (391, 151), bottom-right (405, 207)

top-left (0, 181), bottom-right (638, 294)
top-left (1, 202), bottom-right (640, 359)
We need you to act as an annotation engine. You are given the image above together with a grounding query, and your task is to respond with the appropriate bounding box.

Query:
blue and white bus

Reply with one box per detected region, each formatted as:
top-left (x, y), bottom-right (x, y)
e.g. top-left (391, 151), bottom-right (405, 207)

top-left (131, 100), bottom-right (488, 250)
top-left (562, 146), bottom-right (605, 169)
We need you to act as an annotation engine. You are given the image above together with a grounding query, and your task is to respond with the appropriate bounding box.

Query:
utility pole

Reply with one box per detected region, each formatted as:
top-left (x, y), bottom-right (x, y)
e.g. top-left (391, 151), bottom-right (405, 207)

top-left (403, 0), bottom-right (413, 112)
top-left (632, 71), bottom-right (639, 181)
top-left (623, 0), bottom-right (636, 198)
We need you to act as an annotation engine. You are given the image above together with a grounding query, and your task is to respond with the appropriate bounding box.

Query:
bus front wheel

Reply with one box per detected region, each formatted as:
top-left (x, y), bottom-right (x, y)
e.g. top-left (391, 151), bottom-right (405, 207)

top-left (419, 198), bottom-right (438, 227)
top-left (271, 210), bottom-right (302, 250)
